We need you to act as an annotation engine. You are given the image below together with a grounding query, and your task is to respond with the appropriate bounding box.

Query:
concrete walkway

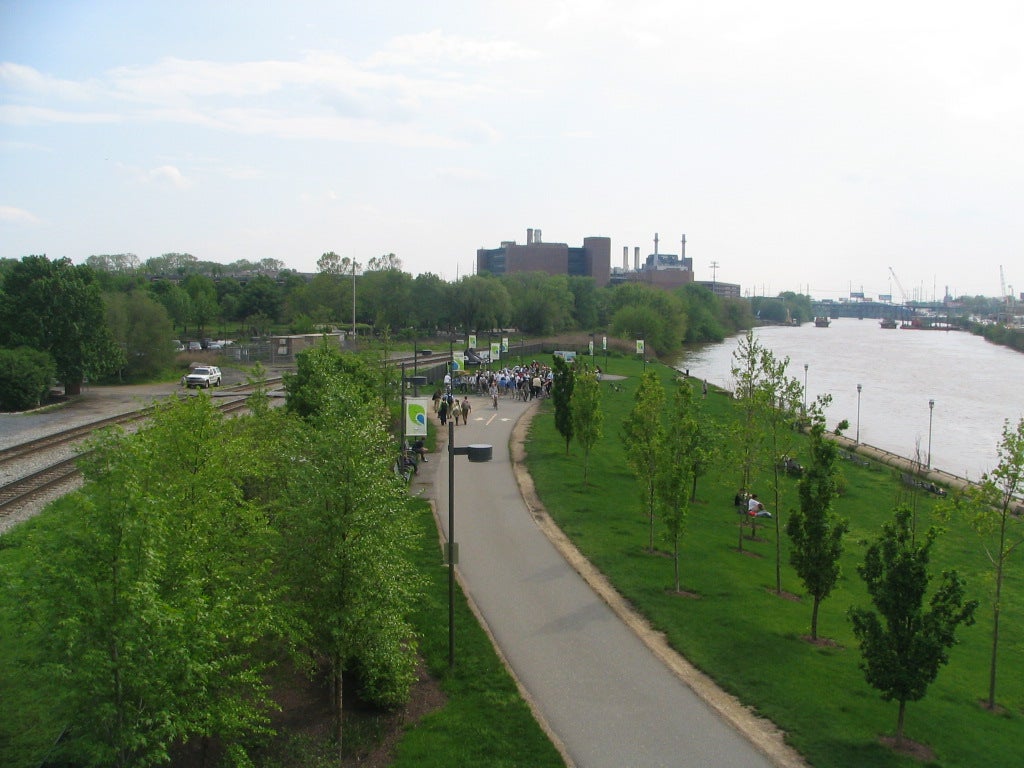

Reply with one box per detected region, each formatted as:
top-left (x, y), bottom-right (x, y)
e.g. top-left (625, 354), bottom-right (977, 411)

top-left (413, 394), bottom-right (805, 768)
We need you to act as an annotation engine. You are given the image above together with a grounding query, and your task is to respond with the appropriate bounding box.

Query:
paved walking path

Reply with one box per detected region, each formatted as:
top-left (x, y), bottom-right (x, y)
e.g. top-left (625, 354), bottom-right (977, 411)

top-left (413, 394), bottom-right (805, 768)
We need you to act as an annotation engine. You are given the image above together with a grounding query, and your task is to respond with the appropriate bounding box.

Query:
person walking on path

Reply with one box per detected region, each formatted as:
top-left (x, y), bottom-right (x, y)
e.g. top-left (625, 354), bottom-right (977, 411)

top-left (461, 396), bottom-right (472, 423)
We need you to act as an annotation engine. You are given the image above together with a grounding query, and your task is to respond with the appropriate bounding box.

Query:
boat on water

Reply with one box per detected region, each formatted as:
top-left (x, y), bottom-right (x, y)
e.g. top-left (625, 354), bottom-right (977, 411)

top-left (814, 317), bottom-right (830, 327)
top-left (880, 318), bottom-right (897, 329)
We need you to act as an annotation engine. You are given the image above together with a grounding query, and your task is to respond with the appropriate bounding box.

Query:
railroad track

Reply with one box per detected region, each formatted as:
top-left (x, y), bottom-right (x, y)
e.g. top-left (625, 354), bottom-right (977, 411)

top-left (0, 383), bottom-right (277, 519)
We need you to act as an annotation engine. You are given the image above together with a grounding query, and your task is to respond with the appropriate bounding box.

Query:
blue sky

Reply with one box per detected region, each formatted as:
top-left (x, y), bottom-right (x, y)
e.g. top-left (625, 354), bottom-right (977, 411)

top-left (2, 1), bottom-right (1022, 300)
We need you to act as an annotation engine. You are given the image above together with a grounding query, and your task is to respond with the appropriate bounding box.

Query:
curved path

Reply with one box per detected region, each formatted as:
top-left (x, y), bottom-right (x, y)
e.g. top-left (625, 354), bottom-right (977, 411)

top-left (415, 394), bottom-right (805, 768)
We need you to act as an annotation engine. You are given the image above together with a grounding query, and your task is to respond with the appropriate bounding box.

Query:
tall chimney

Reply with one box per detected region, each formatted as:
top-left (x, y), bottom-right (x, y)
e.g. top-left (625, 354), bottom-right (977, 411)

top-left (681, 234), bottom-right (686, 258)
top-left (634, 247), bottom-right (640, 271)
top-left (535, 228), bottom-right (542, 243)
top-left (623, 246), bottom-right (628, 270)
top-left (654, 232), bottom-right (659, 255)
top-left (527, 228), bottom-right (534, 245)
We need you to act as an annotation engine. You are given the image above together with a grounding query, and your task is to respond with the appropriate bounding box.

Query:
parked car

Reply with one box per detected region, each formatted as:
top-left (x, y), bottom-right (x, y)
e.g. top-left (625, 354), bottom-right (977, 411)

top-left (187, 341), bottom-right (202, 352)
top-left (182, 366), bottom-right (222, 388)
top-left (172, 340), bottom-right (185, 352)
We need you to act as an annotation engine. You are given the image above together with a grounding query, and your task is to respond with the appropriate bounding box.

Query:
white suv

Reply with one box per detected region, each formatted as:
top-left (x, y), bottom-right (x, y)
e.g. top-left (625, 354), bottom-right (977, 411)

top-left (182, 366), bottom-right (223, 389)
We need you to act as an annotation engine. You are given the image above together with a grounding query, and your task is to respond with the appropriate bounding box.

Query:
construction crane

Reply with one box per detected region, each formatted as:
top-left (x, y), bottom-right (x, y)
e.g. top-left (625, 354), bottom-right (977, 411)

top-left (888, 267), bottom-right (910, 305)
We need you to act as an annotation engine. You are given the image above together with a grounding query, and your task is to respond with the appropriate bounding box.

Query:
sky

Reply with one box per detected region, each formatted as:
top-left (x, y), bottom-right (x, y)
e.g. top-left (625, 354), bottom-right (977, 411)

top-left (2, 1), bottom-right (1023, 301)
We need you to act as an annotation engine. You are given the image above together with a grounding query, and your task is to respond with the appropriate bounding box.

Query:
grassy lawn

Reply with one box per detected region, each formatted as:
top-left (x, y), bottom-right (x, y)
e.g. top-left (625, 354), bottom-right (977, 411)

top-left (524, 357), bottom-right (1024, 768)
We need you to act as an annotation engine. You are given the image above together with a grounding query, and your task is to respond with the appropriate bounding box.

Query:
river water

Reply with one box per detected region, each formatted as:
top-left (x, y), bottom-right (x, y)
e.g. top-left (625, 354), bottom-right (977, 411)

top-left (676, 318), bottom-right (1024, 482)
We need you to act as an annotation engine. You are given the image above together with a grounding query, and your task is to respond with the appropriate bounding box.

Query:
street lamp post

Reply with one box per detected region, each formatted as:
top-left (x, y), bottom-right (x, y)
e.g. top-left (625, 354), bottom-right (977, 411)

top-left (927, 399), bottom-right (935, 470)
top-left (856, 383), bottom-right (862, 444)
top-left (447, 421), bottom-right (492, 668)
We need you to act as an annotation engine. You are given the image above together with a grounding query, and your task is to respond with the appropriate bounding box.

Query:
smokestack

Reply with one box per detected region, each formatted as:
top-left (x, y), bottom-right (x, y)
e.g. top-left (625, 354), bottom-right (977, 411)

top-left (535, 228), bottom-right (542, 243)
top-left (654, 232), bottom-right (659, 255)
top-left (634, 247), bottom-right (640, 271)
top-left (527, 228), bottom-right (534, 245)
top-left (623, 246), bottom-right (628, 271)
top-left (681, 234), bottom-right (686, 258)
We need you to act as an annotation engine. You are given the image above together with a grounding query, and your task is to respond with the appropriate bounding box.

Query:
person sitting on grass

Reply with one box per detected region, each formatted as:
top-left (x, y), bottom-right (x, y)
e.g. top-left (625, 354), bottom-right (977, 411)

top-left (747, 493), bottom-right (772, 518)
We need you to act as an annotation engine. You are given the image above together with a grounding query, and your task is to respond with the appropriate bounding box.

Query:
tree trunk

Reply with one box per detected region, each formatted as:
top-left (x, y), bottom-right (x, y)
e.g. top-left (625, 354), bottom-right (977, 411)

top-left (988, 598), bottom-right (1001, 709)
top-left (334, 659), bottom-right (344, 761)
top-left (895, 699), bottom-right (907, 744)
top-left (810, 596), bottom-right (821, 640)
top-left (65, 379), bottom-right (83, 396)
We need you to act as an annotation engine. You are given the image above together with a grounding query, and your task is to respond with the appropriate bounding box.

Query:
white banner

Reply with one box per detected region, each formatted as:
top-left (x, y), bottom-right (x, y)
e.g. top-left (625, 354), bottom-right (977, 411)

top-left (405, 397), bottom-right (430, 437)
top-left (501, 336), bottom-right (509, 352)
top-left (451, 351), bottom-right (465, 372)
top-left (636, 339), bottom-right (645, 355)
top-left (602, 335), bottom-right (607, 351)
top-left (490, 342), bottom-right (501, 361)
top-left (468, 333), bottom-right (477, 348)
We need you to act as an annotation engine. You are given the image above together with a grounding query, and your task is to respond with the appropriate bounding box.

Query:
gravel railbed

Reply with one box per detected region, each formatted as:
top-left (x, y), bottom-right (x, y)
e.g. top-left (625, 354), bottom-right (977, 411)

top-left (0, 369), bottom-right (265, 535)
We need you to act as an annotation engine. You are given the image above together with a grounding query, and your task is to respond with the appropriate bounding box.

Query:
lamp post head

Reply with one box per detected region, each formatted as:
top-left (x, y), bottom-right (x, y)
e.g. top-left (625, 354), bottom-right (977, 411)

top-left (857, 383), bottom-right (862, 394)
top-left (929, 399), bottom-right (935, 410)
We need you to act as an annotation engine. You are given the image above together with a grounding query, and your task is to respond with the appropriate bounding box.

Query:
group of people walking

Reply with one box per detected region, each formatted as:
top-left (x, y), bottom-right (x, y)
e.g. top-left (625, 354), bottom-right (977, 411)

top-left (434, 391), bottom-right (473, 426)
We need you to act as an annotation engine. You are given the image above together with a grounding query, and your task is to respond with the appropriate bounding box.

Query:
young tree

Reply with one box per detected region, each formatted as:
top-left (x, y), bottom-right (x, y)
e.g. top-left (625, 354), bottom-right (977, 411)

top-left (571, 370), bottom-right (604, 486)
top-left (849, 507), bottom-right (978, 746)
top-left (730, 329), bottom-right (767, 552)
top-left (656, 379), bottom-right (698, 592)
top-left (946, 416), bottom-right (1024, 709)
top-left (622, 370), bottom-right (665, 552)
top-left (787, 397), bottom-right (848, 639)
top-left (755, 345), bottom-right (804, 592)
top-left (550, 355), bottom-right (576, 454)
top-left (276, 378), bottom-right (421, 758)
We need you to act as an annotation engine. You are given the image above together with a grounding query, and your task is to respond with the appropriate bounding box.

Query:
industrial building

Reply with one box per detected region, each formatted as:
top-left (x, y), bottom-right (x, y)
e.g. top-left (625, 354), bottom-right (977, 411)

top-left (477, 228), bottom-right (741, 298)
top-left (477, 229), bottom-right (611, 286)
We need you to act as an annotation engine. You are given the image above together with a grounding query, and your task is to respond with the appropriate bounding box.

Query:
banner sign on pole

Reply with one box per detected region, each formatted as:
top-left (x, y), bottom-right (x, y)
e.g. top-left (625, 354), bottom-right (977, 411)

top-left (636, 339), bottom-right (645, 355)
top-left (589, 340), bottom-right (594, 355)
top-left (602, 335), bottom-right (607, 351)
top-left (452, 351), bottom-right (464, 372)
top-left (490, 342), bottom-right (501, 361)
top-left (501, 336), bottom-right (509, 352)
top-left (468, 334), bottom-right (477, 349)
top-left (404, 397), bottom-right (430, 437)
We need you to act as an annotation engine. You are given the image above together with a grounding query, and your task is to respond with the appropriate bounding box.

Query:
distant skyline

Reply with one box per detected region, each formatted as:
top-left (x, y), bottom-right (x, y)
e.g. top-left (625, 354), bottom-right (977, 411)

top-left (3, 1), bottom-right (1023, 300)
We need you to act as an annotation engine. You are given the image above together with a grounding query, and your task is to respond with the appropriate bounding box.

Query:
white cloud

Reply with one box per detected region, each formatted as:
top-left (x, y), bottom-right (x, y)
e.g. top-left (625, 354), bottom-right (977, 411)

top-left (0, 206), bottom-right (42, 225)
top-left (148, 165), bottom-right (190, 189)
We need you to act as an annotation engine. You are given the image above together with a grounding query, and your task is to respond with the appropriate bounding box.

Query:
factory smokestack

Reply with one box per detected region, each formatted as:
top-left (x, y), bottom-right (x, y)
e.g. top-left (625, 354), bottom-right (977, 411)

top-left (527, 228), bottom-right (534, 245)
top-left (623, 246), bottom-right (628, 271)
top-left (634, 247), bottom-right (640, 271)
top-left (681, 234), bottom-right (686, 258)
top-left (654, 232), bottom-right (659, 255)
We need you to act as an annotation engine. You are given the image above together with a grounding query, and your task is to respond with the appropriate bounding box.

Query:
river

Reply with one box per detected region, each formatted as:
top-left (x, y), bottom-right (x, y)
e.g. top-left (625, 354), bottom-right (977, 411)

top-left (676, 318), bottom-right (1024, 482)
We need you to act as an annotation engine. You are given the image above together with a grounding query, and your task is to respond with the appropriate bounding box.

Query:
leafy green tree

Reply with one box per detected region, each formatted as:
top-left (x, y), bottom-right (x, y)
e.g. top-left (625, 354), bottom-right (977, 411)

top-left (571, 370), bottom-right (604, 486)
top-left (0, 347), bottom-right (55, 410)
top-left (946, 417), bottom-right (1024, 709)
top-left (567, 276), bottom-right (599, 330)
top-left (284, 342), bottom-right (382, 421)
top-left (550, 355), bottom-right (576, 454)
top-left (849, 507), bottom-right (978, 746)
top-left (787, 397), bottom-right (848, 639)
top-left (730, 329), bottom-right (766, 552)
top-left (8, 396), bottom-right (283, 767)
top-left (452, 275), bottom-right (511, 331)
top-left (0, 255), bottom-right (123, 395)
top-left (677, 283), bottom-right (726, 342)
top-left (622, 370), bottom-right (665, 552)
top-left (149, 280), bottom-right (193, 336)
top-left (103, 289), bottom-right (175, 379)
top-left (755, 345), bottom-right (805, 593)
top-left (503, 272), bottom-right (575, 335)
top-left (236, 274), bottom-right (284, 325)
top-left (656, 379), bottom-right (698, 591)
top-left (276, 375), bottom-right (421, 758)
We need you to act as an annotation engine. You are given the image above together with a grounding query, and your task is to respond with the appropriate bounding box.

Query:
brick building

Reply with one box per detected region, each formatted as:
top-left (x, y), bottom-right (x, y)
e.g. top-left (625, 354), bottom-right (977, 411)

top-left (477, 229), bottom-right (611, 286)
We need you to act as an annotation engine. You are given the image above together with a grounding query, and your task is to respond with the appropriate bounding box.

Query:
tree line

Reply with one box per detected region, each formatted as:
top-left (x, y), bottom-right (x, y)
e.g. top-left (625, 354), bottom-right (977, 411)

top-left (0, 252), bottom-right (755, 407)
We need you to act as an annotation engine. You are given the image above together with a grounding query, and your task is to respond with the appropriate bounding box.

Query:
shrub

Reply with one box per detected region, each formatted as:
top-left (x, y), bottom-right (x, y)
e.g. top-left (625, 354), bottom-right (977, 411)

top-left (0, 347), bottom-right (56, 411)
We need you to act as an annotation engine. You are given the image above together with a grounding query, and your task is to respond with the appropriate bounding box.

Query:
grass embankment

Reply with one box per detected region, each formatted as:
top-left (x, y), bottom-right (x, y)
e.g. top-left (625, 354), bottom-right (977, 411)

top-left (525, 357), bottom-right (1023, 768)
